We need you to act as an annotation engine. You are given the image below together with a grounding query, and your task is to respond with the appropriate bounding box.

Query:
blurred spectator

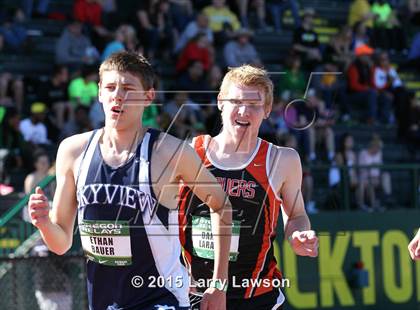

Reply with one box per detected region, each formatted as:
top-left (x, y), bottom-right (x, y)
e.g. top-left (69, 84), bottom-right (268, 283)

top-left (24, 151), bottom-right (55, 197)
top-left (0, 8), bottom-right (28, 52)
top-left (296, 89), bottom-right (335, 162)
top-left (259, 117), bottom-right (277, 143)
top-left (373, 51), bottom-right (408, 124)
top-left (101, 25), bottom-right (126, 61)
top-left (0, 108), bottom-right (29, 183)
top-left (204, 65), bottom-right (223, 135)
top-left (292, 8), bottom-right (322, 69)
top-left (73, 0), bottom-right (111, 50)
top-left (100, 0), bottom-right (118, 29)
top-left (370, 0), bottom-right (407, 52)
top-left (324, 25), bottom-right (353, 70)
top-left (406, 32), bottom-right (420, 71)
top-left (259, 96), bottom-right (286, 143)
top-left (346, 44), bottom-right (392, 124)
top-left (142, 104), bottom-right (160, 128)
top-left (313, 63), bottom-right (342, 110)
top-left (88, 100), bottom-right (105, 129)
top-left (175, 13), bottom-right (213, 54)
top-left (74, 0), bottom-right (102, 26)
top-left (0, 72), bottom-right (24, 113)
top-left (357, 134), bottom-right (392, 211)
top-left (176, 33), bottom-right (213, 73)
top-left (270, 96), bottom-right (296, 140)
top-left (266, 0), bottom-right (301, 32)
top-left (223, 28), bottom-right (261, 68)
top-left (55, 20), bottom-right (99, 68)
top-left (177, 60), bottom-right (211, 104)
top-left (284, 133), bottom-right (317, 213)
top-left (407, 94), bottom-right (420, 152)
top-left (59, 105), bottom-right (92, 141)
top-left (101, 25), bottom-right (141, 59)
top-left (37, 65), bottom-right (72, 130)
top-left (280, 92), bottom-right (309, 161)
top-left (408, 0), bottom-right (420, 26)
top-left (19, 102), bottom-right (50, 145)
top-left (163, 91), bottom-right (204, 138)
top-left (169, 0), bottom-right (193, 32)
top-left (351, 21), bottom-right (371, 50)
top-left (348, 0), bottom-right (375, 28)
top-left (203, 0), bottom-right (241, 45)
top-left (207, 65), bottom-right (223, 98)
top-left (136, 0), bottom-right (175, 61)
top-left (329, 133), bottom-right (359, 208)
top-left (21, 0), bottom-right (50, 19)
top-left (68, 66), bottom-right (98, 108)
top-left (235, 0), bottom-right (267, 30)
top-left (121, 25), bottom-right (142, 53)
top-left (279, 54), bottom-right (306, 99)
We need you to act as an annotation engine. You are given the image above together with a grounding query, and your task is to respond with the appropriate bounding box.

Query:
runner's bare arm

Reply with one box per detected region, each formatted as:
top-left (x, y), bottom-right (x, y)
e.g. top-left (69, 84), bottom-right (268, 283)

top-left (176, 138), bottom-right (232, 279)
top-left (29, 134), bottom-right (87, 254)
top-left (155, 134), bottom-right (232, 281)
top-left (274, 148), bottom-right (310, 232)
top-left (177, 140), bottom-right (231, 310)
top-left (271, 147), bottom-right (318, 257)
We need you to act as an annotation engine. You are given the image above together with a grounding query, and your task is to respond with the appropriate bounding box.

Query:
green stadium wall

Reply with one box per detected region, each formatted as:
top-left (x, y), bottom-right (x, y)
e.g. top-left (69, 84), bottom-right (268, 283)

top-left (274, 210), bottom-right (420, 309)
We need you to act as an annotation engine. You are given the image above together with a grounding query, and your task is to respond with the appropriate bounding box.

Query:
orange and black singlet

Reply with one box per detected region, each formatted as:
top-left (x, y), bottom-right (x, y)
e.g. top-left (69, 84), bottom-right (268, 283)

top-left (179, 135), bottom-right (285, 301)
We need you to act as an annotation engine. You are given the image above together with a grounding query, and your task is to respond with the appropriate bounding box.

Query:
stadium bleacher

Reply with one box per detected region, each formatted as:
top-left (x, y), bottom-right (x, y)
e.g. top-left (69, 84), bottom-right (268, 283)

top-left (0, 0), bottom-right (418, 211)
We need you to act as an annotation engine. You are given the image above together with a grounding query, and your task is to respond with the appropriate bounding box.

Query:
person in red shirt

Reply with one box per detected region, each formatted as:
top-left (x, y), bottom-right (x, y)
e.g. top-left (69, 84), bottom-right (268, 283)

top-left (73, 0), bottom-right (110, 51)
top-left (73, 0), bottom-right (102, 26)
top-left (176, 33), bottom-right (213, 73)
top-left (345, 44), bottom-right (378, 124)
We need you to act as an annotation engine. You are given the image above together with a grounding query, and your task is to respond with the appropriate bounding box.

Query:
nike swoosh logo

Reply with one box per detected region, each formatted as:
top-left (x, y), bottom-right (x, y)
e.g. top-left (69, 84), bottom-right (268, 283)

top-left (98, 260), bottom-right (108, 264)
top-left (254, 163), bottom-right (263, 167)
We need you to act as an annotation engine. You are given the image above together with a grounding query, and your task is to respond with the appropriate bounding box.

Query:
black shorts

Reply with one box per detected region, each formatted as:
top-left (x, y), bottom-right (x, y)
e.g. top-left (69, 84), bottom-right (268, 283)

top-left (190, 289), bottom-right (284, 310)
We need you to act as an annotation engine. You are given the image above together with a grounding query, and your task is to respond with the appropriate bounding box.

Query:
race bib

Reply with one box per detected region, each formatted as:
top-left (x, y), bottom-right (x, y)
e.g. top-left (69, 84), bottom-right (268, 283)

top-left (79, 220), bottom-right (132, 266)
top-left (191, 216), bottom-right (240, 262)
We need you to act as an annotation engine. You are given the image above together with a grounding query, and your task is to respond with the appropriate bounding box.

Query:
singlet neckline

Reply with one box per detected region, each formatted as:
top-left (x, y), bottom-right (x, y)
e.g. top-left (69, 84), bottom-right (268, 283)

top-left (97, 129), bottom-right (146, 171)
top-left (205, 137), bottom-right (262, 171)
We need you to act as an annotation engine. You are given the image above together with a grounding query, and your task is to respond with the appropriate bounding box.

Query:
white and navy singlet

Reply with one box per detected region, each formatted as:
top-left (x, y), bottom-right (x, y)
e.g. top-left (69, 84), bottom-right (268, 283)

top-left (76, 128), bottom-right (190, 310)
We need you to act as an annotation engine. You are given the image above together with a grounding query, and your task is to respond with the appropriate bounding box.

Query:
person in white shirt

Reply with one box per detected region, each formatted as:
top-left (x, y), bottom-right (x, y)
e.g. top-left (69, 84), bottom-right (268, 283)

top-left (356, 134), bottom-right (392, 212)
top-left (373, 51), bottom-right (411, 135)
top-left (19, 102), bottom-right (50, 145)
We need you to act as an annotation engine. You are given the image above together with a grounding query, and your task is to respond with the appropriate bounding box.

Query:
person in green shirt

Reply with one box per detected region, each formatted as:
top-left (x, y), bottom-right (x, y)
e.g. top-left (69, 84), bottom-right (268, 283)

top-left (279, 54), bottom-right (306, 99)
top-left (68, 65), bottom-right (98, 107)
top-left (371, 0), bottom-right (406, 51)
top-left (142, 103), bottom-right (160, 128)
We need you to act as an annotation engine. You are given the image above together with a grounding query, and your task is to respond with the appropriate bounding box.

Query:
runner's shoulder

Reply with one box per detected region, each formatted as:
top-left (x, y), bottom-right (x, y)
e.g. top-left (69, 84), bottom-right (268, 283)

top-left (154, 132), bottom-right (194, 161)
top-left (58, 131), bottom-right (96, 162)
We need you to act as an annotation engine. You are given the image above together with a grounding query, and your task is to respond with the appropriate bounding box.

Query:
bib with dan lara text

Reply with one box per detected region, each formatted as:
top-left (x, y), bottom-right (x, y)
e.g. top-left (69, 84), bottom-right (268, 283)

top-left (191, 216), bottom-right (240, 262)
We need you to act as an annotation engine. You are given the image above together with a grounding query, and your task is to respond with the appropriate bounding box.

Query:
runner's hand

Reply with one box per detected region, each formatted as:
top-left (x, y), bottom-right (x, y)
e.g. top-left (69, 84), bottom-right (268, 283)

top-left (28, 187), bottom-right (51, 229)
top-left (289, 230), bottom-right (318, 257)
top-left (200, 287), bottom-right (226, 310)
top-left (408, 229), bottom-right (420, 260)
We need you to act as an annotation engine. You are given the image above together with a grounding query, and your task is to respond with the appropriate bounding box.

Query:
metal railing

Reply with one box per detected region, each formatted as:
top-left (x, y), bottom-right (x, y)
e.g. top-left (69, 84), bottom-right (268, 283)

top-left (1, 163), bottom-right (419, 257)
top-left (0, 175), bottom-right (55, 257)
top-left (308, 163), bottom-right (420, 211)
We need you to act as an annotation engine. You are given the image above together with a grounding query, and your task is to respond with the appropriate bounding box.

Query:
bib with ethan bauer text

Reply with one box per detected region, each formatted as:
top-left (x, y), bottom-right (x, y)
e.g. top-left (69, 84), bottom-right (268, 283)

top-left (80, 220), bottom-right (132, 266)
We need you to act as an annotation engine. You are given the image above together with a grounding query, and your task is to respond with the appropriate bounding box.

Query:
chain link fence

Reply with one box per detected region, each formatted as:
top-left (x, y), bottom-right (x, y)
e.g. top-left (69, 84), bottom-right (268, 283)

top-left (0, 255), bottom-right (87, 310)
